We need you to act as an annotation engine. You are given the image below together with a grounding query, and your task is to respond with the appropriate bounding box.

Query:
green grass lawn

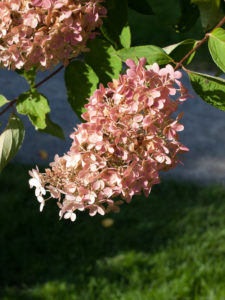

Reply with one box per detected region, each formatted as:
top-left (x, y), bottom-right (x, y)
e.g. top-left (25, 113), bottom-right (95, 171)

top-left (1, 164), bottom-right (225, 300)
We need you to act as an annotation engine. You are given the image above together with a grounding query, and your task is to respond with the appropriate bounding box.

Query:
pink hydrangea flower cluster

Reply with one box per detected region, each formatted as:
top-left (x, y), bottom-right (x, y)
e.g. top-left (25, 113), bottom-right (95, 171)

top-left (29, 58), bottom-right (190, 222)
top-left (0, 0), bottom-right (106, 70)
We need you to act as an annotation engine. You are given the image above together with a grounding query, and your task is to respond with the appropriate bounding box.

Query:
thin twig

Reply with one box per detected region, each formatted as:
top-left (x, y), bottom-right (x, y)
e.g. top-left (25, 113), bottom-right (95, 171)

top-left (34, 65), bottom-right (64, 89)
top-left (174, 35), bottom-right (208, 70)
top-left (0, 64), bottom-right (64, 116)
top-left (175, 16), bottom-right (225, 70)
top-left (0, 98), bottom-right (17, 116)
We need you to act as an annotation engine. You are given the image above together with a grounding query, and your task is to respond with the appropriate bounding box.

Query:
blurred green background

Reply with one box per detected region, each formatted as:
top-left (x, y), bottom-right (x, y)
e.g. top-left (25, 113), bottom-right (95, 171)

top-left (1, 7), bottom-right (225, 300)
top-left (128, 8), bottom-right (215, 71)
top-left (1, 165), bottom-right (225, 300)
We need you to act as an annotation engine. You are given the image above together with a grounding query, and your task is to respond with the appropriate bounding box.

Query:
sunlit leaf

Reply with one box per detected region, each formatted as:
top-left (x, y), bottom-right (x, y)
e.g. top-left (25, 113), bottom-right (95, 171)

top-left (0, 95), bottom-right (9, 108)
top-left (188, 70), bottom-right (225, 111)
top-left (117, 45), bottom-right (173, 65)
top-left (16, 91), bottom-right (50, 129)
top-left (119, 25), bottom-right (131, 48)
top-left (209, 28), bottom-right (225, 73)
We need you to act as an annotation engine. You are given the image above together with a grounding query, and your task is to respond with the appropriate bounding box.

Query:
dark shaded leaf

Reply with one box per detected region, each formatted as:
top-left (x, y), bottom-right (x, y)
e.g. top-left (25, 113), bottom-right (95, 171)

top-left (128, 0), bottom-right (154, 15)
top-left (214, 69), bottom-right (223, 77)
top-left (38, 114), bottom-right (64, 140)
top-left (85, 38), bottom-right (122, 85)
top-left (64, 60), bottom-right (99, 119)
top-left (163, 39), bottom-right (198, 65)
top-left (100, 0), bottom-right (128, 49)
top-left (222, 0), bottom-right (225, 13)
top-left (174, 0), bottom-right (200, 33)
top-left (148, 0), bottom-right (180, 26)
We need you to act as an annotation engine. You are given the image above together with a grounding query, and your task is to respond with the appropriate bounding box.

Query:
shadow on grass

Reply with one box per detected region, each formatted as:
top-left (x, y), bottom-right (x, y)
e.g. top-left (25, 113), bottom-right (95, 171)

top-left (1, 164), bottom-right (225, 299)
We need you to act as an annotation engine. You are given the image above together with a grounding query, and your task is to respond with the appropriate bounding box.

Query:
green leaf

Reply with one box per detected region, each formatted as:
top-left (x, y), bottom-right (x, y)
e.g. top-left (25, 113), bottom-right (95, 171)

top-left (64, 60), bottom-right (99, 119)
top-left (16, 91), bottom-right (50, 129)
top-left (119, 25), bottom-right (131, 48)
top-left (209, 28), bottom-right (225, 73)
top-left (100, 0), bottom-right (128, 49)
top-left (16, 67), bottom-right (37, 88)
top-left (85, 38), bottom-right (122, 85)
top-left (188, 70), bottom-right (225, 111)
top-left (128, 0), bottom-right (154, 15)
top-left (0, 95), bottom-right (9, 108)
top-left (163, 39), bottom-right (198, 65)
top-left (174, 0), bottom-right (200, 33)
top-left (191, 0), bottom-right (221, 31)
top-left (117, 45), bottom-right (173, 65)
top-left (38, 114), bottom-right (64, 140)
top-left (0, 113), bottom-right (25, 172)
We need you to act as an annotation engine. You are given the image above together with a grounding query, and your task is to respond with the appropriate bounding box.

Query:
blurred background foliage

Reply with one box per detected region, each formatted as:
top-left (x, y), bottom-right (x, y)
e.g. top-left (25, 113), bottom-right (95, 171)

top-left (128, 7), bottom-right (215, 71)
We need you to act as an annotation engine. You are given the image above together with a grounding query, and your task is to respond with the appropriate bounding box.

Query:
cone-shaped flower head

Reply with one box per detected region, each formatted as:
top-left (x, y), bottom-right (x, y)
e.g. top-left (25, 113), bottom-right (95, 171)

top-left (29, 58), bottom-right (190, 221)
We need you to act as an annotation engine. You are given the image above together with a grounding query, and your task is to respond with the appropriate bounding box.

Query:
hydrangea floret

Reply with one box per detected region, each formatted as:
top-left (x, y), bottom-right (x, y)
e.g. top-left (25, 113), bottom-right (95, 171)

top-left (29, 58), bottom-right (190, 222)
top-left (0, 0), bottom-right (106, 70)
